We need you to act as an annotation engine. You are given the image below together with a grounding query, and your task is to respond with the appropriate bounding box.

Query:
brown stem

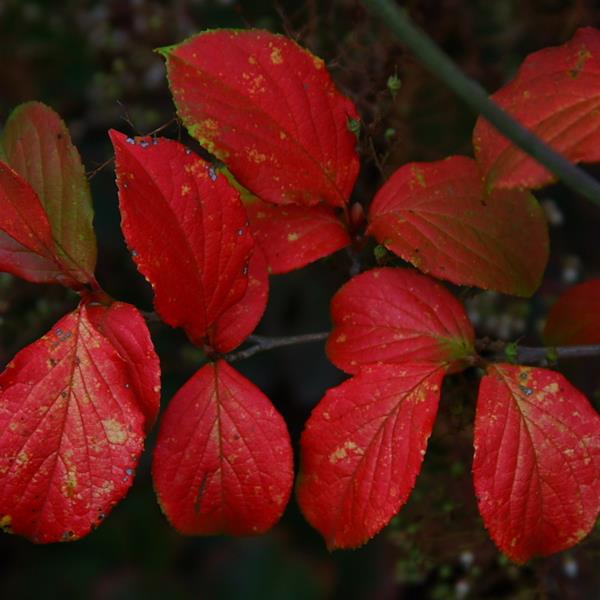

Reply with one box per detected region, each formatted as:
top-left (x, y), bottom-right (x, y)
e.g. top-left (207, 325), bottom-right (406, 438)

top-left (226, 332), bottom-right (330, 362)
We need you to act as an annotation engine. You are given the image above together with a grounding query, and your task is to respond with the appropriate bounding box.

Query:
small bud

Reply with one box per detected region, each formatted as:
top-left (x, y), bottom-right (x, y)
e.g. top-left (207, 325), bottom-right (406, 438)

top-left (374, 244), bottom-right (389, 264)
top-left (384, 128), bottom-right (396, 143)
top-left (347, 117), bottom-right (361, 138)
top-left (504, 342), bottom-right (519, 363)
top-left (387, 73), bottom-right (402, 98)
top-left (546, 346), bottom-right (558, 365)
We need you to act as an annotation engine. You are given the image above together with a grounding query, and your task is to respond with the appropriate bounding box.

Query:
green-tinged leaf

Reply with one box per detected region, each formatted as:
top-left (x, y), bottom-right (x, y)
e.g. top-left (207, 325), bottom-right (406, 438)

top-left (2, 102), bottom-right (96, 277)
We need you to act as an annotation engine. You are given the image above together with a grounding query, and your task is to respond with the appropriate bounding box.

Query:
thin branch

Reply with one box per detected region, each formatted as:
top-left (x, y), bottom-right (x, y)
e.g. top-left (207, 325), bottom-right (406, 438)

top-left (362, 0), bottom-right (600, 206)
top-left (136, 308), bottom-right (600, 366)
top-left (477, 338), bottom-right (600, 365)
top-left (226, 332), bottom-right (329, 362)
top-left (141, 310), bottom-right (163, 324)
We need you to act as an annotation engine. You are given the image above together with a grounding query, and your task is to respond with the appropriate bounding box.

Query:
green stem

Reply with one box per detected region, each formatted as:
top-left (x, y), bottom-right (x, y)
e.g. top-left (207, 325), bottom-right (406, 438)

top-left (362, 0), bottom-right (600, 206)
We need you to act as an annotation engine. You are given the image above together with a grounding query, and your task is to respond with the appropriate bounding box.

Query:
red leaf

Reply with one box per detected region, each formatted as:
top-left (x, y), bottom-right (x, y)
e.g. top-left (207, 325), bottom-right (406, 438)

top-left (543, 279), bottom-right (600, 345)
top-left (87, 302), bottom-right (161, 431)
top-left (161, 29), bottom-right (360, 207)
top-left (153, 360), bottom-right (293, 535)
top-left (297, 363), bottom-right (445, 549)
top-left (367, 157), bottom-right (549, 296)
top-left (208, 247), bottom-right (269, 353)
top-left (0, 303), bottom-right (149, 542)
top-left (110, 131), bottom-right (254, 346)
top-left (473, 27), bottom-right (600, 190)
top-left (244, 194), bottom-right (350, 274)
top-left (473, 364), bottom-right (600, 562)
top-left (327, 268), bottom-right (475, 374)
top-left (0, 233), bottom-right (63, 284)
top-left (2, 102), bottom-right (97, 278)
top-left (0, 161), bottom-right (79, 286)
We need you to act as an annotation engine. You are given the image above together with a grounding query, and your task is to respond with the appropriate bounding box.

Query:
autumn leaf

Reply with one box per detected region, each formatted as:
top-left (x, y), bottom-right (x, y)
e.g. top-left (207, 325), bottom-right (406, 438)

top-left (1, 102), bottom-right (97, 278)
top-left (110, 131), bottom-right (254, 348)
top-left (368, 157), bottom-right (549, 296)
top-left (0, 303), bottom-right (156, 543)
top-left (0, 161), bottom-right (85, 286)
top-left (473, 27), bottom-right (600, 190)
top-left (243, 194), bottom-right (350, 274)
top-left (207, 247), bottom-right (269, 353)
top-left (543, 279), bottom-right (600, 345)
top-left (297, 363), bottom-right (445, 549)
top-left (87, 301), bottom-right (161, 431)
top-left (161, 29), bottom-right (360, 207)
top-left (153, 360), bottom-right (293, 535)
top-left (473, 364), bottom-right (600, 562)
top-left (327, 267), bottom-right (475, 374)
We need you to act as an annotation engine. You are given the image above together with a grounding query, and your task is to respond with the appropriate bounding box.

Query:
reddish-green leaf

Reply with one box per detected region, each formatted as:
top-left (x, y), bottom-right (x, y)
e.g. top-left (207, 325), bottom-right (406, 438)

top-left (87, 302), bottom-right (161, 432)
top-left (110, 131), bottom-right (254, 347)
top-left (208, 247), bottom-right (269, 353)
top-left (543, 279), bottom-right (600, 346)
top-left (367, 157), bottom-right (549, 296)
top-left (473, 27), bottom-right (600, 190)
top-left (244, 194), bottom-right (350, 274)
top-left (297, 363), bottom-right (444, 549)
top-left (0, 303), bottom-right (150, 543)
top-left (1, 102), bottom-right (97, 277)
top-left (161, 29), bottom-right (360, 207)
top-left (153, 360), bottom-right (293, 535)
top-left (473, 364), bottom-right (600, 563)
top-left (327, 268), bottom-right (475, 374)
top-left (0, 161), bottom-right (81, 286)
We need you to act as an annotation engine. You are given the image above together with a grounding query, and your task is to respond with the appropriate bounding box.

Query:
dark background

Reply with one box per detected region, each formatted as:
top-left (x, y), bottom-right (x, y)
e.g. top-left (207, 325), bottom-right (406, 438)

top-left (1, 0), bottom-right (599, 598)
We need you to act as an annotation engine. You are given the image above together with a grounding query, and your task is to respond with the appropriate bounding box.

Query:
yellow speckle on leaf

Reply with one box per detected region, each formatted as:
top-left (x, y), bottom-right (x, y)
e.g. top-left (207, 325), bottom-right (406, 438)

top-left (0, 515), bottom-right (12, 532)
top-left (287, 232), bottom-right (299, 242)
top-left (103, 419), bottom-right (128, 445)
top-left (411, 166), bottom-right (426, 187)
top-left (201, 119), bottom-right (219, 133)
top-left (248, 56), bottom-right (257, 65)
top-left (329, 441), bottom-right (362, 464)
top-left (248, 149), bottom-right (267, 164)
top-left (248, 74), bottom-right (266, 95)
top-left (63, 467), bottom-right (78, 497)
top-left (270, 47), bottom-right (283, 64)
top-left (181, 185), bottom-right (191, 195)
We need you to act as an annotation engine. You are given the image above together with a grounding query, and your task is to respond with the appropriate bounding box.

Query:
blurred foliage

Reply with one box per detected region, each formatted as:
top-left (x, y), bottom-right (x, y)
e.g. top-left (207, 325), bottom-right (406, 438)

top-left (1, 0), bottom-right (600, 598)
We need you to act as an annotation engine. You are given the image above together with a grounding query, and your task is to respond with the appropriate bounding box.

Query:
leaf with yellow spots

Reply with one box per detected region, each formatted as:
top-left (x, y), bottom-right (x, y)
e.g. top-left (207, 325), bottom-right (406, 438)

top-left (153, 360), bottom-right (293, 535)
top-left (297, 362), bottom-right (445, 548)
top-left (0, 302), bottom-right (154, 543)
top-left (160, 29), bottom-right (360, 207)
top-left (243, 193), bottom-right (350, 273)
top-left (110, 130), bottom-right (254, 349)
top-left (368, 156), bottom-right (549, 296)
top-left (327, 267), bottom-right (475, 375)
top-left (86, 301), bottom-right (161, 431)
top-left (473, 27), bottom-right (600, 190)
top-left (473, 363), bottom-right (600, 562)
